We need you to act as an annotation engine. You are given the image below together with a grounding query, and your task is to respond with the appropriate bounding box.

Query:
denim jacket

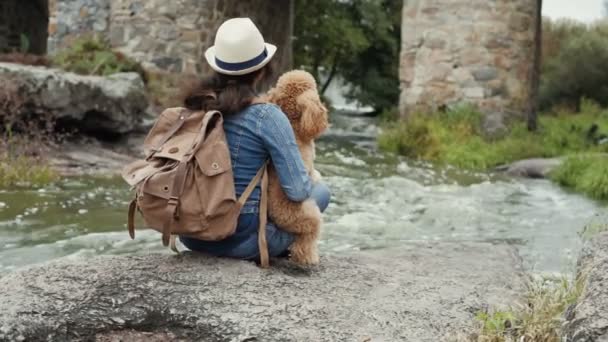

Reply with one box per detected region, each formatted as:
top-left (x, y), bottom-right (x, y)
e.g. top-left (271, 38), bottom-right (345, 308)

top-left (180, 103), bottom-right (313, 255)
top-left (226, 103), bottom-right (313, 209)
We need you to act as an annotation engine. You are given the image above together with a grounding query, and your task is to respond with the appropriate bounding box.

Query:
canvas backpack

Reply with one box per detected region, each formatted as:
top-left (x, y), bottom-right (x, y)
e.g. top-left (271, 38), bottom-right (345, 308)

top-left (122, 107), bottom-right (271, 267)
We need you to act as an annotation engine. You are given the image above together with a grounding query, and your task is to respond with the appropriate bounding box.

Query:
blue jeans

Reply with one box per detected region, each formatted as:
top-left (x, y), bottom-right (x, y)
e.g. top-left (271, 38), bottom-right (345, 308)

top-left (180, 182), bottom-right (331, 260)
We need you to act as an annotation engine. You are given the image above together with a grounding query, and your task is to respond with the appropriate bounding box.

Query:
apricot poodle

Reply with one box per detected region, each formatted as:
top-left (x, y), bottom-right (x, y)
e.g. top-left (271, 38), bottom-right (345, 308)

top-left (265, 70), bottom-right (329, 265)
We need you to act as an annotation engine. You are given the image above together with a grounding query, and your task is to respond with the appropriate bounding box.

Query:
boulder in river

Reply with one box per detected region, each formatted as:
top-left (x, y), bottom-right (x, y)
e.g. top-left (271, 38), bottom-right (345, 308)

top-left (0, 241), bottom-right (525, 341)
top-left (495, 157), bottom-right (564, 178)
top-left (563, 232), bottom-right (608, 341)
top-left (0, 62), bottom-right (148, 136)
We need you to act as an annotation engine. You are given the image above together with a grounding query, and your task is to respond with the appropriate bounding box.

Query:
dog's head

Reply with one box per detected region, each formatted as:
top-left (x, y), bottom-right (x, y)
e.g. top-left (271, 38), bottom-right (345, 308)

top-left (267, 70), bottom-right (329, 141)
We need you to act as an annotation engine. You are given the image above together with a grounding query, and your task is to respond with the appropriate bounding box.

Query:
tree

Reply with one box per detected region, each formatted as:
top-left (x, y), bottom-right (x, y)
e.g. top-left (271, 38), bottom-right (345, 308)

top-left (528, 0), bottom-right (542, 131)
top-left (540, 26), bottom-right (608, 110)
top-left (293, 0), bottom-right (401, 112)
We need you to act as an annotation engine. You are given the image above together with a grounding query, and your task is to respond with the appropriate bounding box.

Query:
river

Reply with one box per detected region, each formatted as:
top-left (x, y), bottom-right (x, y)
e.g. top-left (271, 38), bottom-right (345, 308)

top-left (0, 111), bottom-right (602, 275)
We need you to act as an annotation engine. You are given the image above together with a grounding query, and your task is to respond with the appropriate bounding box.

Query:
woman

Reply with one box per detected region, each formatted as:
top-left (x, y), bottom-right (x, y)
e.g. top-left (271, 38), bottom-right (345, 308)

top-left (179, 18), bottom-right (331, 261)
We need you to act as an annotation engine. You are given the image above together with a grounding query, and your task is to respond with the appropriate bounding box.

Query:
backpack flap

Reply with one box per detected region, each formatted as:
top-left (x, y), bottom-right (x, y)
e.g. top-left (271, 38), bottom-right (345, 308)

top-left (122, 159), bottom-right (163, 187)
top-left (152, 131), bottom-right (198, 162)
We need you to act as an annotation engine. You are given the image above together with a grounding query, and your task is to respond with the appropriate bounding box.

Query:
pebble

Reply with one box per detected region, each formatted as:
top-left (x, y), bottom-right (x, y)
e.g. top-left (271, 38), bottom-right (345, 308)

top-left (78, 209), bottom-right (89, 215)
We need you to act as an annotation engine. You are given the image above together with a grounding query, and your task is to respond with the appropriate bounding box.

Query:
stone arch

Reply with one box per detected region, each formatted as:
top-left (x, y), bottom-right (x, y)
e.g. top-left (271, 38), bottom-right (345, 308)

top-left (0, 0), bottom-right (49, 54)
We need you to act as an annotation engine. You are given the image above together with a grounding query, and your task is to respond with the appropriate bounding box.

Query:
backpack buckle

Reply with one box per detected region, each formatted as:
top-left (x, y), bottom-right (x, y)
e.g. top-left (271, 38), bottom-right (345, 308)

top-left (167, 197), bottom-right (180, 220)
top-left (167, 196), bottom-right (179, 207)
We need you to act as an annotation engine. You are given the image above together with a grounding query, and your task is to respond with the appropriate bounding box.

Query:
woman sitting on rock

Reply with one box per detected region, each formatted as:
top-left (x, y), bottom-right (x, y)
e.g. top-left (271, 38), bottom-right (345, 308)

top-left (179, 18), bottom-right (331, 261)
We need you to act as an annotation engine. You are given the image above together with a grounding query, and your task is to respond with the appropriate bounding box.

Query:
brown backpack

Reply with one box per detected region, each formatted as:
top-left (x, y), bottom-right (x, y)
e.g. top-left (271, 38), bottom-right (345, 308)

top-left (122, 107), bottom-right (270, 267)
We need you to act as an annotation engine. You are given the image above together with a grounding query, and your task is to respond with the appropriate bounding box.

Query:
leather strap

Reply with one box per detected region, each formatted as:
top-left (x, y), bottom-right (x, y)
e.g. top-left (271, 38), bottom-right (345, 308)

top-left (258, 166), bottom-right (270, 268)
top-left (238, 162), bottom-right (267, 205)
top-left (162, 160), bottom-right (190, 246)
top-left (127, 198), bottom-right (137, 239)
top-left (146, 108), bottom-right (189, 160)
top-left (169, 235), bottom-right (179, 253)
top-left (235, 161), bottom-right (270, 267)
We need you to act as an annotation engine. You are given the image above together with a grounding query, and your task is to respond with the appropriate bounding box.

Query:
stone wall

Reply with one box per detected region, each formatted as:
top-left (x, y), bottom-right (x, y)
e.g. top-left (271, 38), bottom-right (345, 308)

top-left (0, 0), bottom-right (49, 54)
top-left (399, 0), bottom-right (541, 119)
top-left (48, 0), bottom-right (293, 76)
top-left (47, 0), bottom-right (111, 52)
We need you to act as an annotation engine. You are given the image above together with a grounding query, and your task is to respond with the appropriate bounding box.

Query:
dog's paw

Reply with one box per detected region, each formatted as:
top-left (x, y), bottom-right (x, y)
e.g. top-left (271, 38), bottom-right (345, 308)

top-left (289, 243), bottom-right (320, 266)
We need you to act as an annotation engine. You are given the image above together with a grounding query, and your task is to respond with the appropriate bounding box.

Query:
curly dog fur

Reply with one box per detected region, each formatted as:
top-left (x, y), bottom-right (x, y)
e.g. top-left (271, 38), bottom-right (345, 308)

top-left (265, 70), bottom-right (329, 265)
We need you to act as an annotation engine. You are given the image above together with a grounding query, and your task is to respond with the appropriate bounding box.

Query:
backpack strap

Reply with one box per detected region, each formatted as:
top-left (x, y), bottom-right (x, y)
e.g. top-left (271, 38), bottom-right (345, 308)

top-left (238, 162), bottom-right (270, 268)
top-left (127, 197), bottom-right (137, 239)
top-left (146, 108), bottom-right (189, 160)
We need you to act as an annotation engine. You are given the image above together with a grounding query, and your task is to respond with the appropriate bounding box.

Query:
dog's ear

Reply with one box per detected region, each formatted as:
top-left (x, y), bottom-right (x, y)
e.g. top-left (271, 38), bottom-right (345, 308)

top-left (296, 89), bottom-right (329, 139)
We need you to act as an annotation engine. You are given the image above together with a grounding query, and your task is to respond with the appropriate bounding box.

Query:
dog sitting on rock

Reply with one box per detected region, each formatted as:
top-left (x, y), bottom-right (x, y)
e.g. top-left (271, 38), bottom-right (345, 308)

top-left (263, 70), bottom-right (329, 265)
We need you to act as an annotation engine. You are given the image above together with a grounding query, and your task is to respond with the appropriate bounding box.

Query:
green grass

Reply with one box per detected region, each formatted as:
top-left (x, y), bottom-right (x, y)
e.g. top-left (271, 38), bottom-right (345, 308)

top-left (0, 154), bottom-right (58, 188)
top-left (51, 35), bottom-right (144, 77)
top-left (454, 275), bottom-right (586, 342)
top-left (550, 154), bottom-right (608, 201)
top-left (379, 101), bottom-right (608, 199)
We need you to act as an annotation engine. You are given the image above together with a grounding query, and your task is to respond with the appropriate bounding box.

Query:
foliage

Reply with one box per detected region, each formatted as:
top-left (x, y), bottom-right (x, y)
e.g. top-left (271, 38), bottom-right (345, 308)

top-left (19, 34), bottom-right (30, 54)
top-left (0, 77), bottom-right (59, 188)
top-left (294, 0), bottom-right (400, 112)
top-left (378, 100), bottom-right (608, 171)
top-left (540, 19), bottom-right (608, 110)
top-left (550, 154), bottom-right (608, 201)
top-left (462, 275), bottom-right (586, 342)
top-left (51, 35), bottom-right (144, 77)
top-left (475, 311), bottom-right (516, 336)
top-left (0, 154), bottom-right (58, 188)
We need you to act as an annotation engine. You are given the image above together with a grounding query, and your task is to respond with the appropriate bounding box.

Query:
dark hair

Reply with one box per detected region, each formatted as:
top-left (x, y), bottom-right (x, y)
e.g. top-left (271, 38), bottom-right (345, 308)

top-left (182, 64), bottom-right (271, 114)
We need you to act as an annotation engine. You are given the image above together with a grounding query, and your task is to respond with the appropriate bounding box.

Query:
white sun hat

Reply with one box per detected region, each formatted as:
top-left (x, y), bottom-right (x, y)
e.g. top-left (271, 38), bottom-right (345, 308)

top-left (205, 18), bottom-right (277, 76)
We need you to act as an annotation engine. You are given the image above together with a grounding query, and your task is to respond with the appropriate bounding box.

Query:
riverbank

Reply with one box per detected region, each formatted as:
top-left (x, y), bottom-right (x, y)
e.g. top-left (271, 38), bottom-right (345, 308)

top-left (378, 102), bottom-right (608, 201)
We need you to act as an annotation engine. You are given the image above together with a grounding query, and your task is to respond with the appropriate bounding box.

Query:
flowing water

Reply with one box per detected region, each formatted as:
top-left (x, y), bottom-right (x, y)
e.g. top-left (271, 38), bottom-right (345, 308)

top-left (0, 112), bottom-right (603, 275)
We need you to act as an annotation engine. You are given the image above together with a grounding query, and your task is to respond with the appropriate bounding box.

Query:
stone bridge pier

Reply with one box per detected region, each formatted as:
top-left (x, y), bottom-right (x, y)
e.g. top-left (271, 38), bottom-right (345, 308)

top-left (399, 0), bottom-right (542, 122)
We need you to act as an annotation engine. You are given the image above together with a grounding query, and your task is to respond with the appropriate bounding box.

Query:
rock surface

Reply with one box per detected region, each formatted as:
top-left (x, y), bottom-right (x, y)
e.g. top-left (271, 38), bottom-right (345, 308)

top-left (563, 232), bottom-right (608, 341)
top-left (0, 62), bottom-right (148, 135)
top-left (48, 139), bottom-right (139, 176)
top-left (0, 241), bottom-right (524, 342)
top-left (495, 158), bottom-right (563, 178)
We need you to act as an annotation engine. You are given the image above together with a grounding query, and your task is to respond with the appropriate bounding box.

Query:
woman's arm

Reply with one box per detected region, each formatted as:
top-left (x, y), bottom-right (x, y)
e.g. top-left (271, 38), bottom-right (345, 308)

top-left (259, 105), bottom-right (313, 202)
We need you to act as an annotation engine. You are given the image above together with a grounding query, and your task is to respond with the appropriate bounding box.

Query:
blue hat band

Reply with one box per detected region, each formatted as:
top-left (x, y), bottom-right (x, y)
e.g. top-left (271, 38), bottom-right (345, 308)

top-left (215, 48), bottom-right (268, 72)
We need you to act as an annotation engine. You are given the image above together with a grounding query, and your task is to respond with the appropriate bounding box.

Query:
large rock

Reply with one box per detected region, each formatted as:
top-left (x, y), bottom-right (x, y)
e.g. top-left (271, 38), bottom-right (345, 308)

top-left (495, 157), bottom-right (564, 178)
top-left (563, 232), bottom-right (608, 341)
top-left (0, 242), bottom-right (525, 342)
top-left (0, 62), bottom-right (148, 135)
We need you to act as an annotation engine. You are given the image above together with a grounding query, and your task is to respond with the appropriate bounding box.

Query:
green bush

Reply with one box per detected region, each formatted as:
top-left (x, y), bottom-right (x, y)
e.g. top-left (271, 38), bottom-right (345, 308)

top-left (461, 275), bottom-right (586, 342)
top-left (551, 154), bottom-right (608, 201)
top-left (540, 20), bottom-right (608, 110)
top-left (51, 36), bottom-right (144, 77)
top-left (0, 154), bottom-right (58, 188)
top-left (378, 101), bottom-right (608, 171)
top-left (0, 77), bottom-right (58, 188)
